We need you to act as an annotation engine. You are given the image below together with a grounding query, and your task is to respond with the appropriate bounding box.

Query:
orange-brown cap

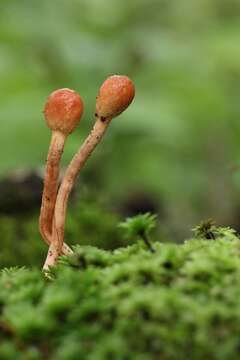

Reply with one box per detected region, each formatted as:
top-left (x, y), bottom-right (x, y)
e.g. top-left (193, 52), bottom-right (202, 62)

top-left (96, 75), bottom-right (135, 120)
top-left (44, 88), bottom-right (84, 134)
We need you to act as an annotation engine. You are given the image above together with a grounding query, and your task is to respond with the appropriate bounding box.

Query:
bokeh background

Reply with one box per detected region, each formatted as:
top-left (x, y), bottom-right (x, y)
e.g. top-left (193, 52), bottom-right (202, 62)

top-left (1, 0), bottom-right (240, 266)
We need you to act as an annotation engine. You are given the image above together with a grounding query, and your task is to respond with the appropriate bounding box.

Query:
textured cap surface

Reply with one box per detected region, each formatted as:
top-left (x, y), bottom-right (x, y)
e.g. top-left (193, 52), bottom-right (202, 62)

top-left (44, 88), bottom-right (84, 134)
top-left (96, 75), bottom-right (135, 120)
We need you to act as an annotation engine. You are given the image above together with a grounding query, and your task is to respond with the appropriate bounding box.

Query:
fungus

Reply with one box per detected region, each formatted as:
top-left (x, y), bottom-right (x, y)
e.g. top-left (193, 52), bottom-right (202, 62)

top-left (96, 75), bottom-right (135, 120)
top-left (39, 88), bottom-right (84, 256)
top-left (43, 75), bottom-right (135, 270)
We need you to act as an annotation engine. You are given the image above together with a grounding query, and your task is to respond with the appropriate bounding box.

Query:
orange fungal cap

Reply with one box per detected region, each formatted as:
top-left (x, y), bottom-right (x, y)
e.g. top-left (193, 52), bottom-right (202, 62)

top-left (96, 75), bottom-right (135, 120)
top-left (44, 88), bottom-right (84, 134)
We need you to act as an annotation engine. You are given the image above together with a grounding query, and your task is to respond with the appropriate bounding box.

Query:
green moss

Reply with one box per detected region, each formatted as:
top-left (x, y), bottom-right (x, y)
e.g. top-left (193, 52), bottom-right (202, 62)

top-left (0, 196), bottom-right (124, 269)
top-left (0, 226), bottom-right (240, 359)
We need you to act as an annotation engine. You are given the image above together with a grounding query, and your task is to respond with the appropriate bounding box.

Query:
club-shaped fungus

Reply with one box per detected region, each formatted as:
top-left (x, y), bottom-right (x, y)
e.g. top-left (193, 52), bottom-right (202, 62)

top-left (39, 88), bottom-right (84, 257)
top-left (43, 75), bottom-right (135, 270)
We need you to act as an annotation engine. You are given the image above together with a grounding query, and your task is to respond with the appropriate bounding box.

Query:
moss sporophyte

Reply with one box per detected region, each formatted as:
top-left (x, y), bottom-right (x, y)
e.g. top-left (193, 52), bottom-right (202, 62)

top-left (39, 76), bottom-right (135, 271)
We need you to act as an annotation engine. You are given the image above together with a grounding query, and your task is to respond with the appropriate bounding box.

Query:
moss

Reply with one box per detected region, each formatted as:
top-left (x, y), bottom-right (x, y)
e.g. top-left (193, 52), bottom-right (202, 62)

top-left (0, 226), bottom-right (240, 359)
top-left (0, 196), bottom-right (124, 269)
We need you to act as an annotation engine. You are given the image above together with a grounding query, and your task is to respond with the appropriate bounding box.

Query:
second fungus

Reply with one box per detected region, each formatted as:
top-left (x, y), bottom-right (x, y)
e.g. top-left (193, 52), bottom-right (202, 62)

top-left (96, 75), bottom-right (135, 120)
top-left (39, 88), bottom-right (84, 256)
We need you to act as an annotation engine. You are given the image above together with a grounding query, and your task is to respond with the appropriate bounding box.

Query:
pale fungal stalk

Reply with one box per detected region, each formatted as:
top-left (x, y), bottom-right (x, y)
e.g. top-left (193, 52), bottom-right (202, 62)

top-left (43, 75), bottom-right (135, 270)
top-left (43, 117), bottom-right (111, 269)
top-left (39, 88), bottom-right (84, 256)
top-left (39, 129), bottom-right (69, 253)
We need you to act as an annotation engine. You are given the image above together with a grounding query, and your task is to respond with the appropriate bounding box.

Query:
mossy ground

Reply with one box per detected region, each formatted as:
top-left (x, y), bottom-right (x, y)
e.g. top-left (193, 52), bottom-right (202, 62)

top-left (0, 196), bottom-right (126, 268)
top-left (1, 226), bottom-right (240, 359)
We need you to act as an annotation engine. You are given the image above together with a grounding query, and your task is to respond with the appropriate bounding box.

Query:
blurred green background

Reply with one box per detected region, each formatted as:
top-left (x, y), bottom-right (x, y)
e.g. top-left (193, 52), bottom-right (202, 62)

top-left (1, 0), bottom-right (240, 260)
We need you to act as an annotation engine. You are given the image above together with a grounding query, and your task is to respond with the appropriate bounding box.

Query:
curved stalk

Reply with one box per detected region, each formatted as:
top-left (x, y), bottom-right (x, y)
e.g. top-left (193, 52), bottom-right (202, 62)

top-left (42, 75), bottom-right (135, 270)
top-left (39, 130), bottom-right (72, 255)
top-left (43, 117), bottom-right (110, 270)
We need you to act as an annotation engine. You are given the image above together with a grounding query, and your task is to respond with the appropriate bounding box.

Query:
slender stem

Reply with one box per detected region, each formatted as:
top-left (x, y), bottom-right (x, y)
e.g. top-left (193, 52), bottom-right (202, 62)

top-left (142, 233), bottom-right (155, 253)
top-left (43, 117), bottom-right (111, 270)
top-left (39, 130), bottom-right (72, 256)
